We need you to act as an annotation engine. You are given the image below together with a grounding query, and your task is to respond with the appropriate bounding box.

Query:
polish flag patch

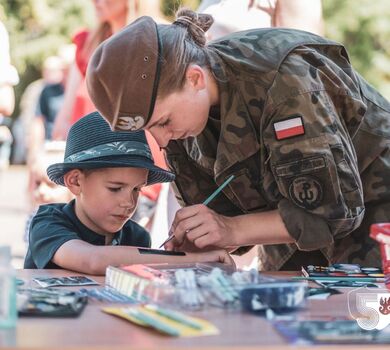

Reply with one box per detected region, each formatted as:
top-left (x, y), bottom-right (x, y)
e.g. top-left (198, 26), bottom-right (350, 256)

top-left (273, 116), bottom-right (305, 140)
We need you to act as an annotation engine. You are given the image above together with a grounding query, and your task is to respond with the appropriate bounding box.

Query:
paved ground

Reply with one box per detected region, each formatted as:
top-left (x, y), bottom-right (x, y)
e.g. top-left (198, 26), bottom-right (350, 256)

top-left (0, 165), bottom-right (29, 268)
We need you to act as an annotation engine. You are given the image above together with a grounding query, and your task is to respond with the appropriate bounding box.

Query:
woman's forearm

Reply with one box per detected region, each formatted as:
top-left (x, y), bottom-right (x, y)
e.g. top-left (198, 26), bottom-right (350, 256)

top-left (228, 209), bottom-right (294, 247)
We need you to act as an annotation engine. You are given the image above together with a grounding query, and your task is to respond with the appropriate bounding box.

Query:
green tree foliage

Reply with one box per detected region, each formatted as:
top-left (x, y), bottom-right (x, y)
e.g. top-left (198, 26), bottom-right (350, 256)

top-left (0, 0), bottom-right (94, 117)
top-left (161, 0), bottom-right (200, 18)
top-left (323, 0), bottom-right (390, 98)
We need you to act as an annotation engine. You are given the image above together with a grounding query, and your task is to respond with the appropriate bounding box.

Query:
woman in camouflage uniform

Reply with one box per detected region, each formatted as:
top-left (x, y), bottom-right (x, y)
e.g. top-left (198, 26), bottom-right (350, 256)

top-left (86, 9), bottom-right (390, 270)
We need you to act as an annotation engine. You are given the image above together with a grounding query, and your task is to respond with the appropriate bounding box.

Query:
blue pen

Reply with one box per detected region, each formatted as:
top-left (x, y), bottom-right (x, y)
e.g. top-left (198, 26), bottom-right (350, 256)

top-left (158, 175), bottom-right (235, 248)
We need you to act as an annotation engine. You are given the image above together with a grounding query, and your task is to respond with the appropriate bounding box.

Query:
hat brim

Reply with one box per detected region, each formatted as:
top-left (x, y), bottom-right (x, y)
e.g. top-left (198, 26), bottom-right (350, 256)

top-left (47, 156), bottom-right (175, 186)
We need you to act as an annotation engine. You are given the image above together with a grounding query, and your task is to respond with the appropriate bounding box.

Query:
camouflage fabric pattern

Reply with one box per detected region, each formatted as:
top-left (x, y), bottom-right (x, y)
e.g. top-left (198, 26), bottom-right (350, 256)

top-left (165, 28), bottom-right (390, 271)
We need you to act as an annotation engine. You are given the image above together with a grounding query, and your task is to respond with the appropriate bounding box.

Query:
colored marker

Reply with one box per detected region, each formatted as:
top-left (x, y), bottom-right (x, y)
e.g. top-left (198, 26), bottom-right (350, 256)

top-left (159, 175), bottom-right (235, 248)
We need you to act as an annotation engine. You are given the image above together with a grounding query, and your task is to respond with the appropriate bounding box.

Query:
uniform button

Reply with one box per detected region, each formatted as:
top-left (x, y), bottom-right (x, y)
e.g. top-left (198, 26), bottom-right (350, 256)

top-left (141, 74), bottom-right (147, 79)
top-left (144, 56), bottom-right (149, 61)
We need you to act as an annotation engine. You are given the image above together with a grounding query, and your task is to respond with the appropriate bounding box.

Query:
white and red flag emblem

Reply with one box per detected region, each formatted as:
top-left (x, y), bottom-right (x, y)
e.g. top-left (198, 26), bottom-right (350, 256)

top-left (273, 116), bottom-right (305, 140)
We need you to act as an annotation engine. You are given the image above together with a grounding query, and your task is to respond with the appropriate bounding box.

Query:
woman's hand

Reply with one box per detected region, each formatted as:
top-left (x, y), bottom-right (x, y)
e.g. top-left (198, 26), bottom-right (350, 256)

top-left (165, 204), bottom-right (237, 251)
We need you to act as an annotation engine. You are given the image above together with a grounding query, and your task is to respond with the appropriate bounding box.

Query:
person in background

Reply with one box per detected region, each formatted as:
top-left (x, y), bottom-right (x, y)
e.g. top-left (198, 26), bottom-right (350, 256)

top-left (197, 0), bottom-right (323, 40)
top-left (12, 46), bottom-right (75, 165)
top-left (0, 19), bottom-right (19, 173)
top-left (28, 55), bottom-right (70, 164)
top-left (24, 112), bottom-right (234, 275)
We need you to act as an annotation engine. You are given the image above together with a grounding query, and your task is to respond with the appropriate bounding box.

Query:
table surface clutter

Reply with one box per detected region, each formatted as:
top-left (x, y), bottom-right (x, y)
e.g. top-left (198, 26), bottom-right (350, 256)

top-left (2, 265), bottom-right (390, 349)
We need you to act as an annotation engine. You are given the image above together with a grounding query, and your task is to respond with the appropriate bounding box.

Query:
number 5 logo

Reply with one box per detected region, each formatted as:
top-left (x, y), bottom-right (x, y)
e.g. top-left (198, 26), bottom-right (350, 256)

top-left (348, 287), bottom-right (390, 330)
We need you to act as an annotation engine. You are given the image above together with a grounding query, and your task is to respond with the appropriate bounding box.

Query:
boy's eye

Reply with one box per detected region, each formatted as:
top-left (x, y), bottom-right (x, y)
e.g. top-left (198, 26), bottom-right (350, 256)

top-left (134, 187), bottom-right (142, 193)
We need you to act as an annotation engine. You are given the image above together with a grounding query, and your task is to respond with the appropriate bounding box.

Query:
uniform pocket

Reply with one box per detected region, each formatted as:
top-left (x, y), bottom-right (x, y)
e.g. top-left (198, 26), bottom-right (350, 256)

top-left (270, 134), bottom-right (361, 214)
top-left (330, 144), bottom-right (363, 209)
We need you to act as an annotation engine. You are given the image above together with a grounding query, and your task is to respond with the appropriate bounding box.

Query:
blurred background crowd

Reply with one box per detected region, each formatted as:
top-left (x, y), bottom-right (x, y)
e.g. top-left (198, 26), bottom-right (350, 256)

top-left (1, 0), bottom-right (390, 268)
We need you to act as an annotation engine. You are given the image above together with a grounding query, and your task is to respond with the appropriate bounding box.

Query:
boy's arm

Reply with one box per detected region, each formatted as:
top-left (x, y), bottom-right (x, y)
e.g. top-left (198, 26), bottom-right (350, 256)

top-left (52, 239), bottom-right (234, 275)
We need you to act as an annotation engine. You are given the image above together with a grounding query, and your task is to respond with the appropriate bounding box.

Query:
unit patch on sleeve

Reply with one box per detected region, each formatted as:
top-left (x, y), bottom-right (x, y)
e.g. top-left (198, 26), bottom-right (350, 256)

top-left (288, 176), bottom-right (323, 210)
top-left (273, 116), bottom-right (305, 140)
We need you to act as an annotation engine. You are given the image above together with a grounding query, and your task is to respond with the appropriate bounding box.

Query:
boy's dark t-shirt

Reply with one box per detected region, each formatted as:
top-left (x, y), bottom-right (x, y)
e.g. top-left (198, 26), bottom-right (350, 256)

top-left (24, 200), bottom-right (151, 269)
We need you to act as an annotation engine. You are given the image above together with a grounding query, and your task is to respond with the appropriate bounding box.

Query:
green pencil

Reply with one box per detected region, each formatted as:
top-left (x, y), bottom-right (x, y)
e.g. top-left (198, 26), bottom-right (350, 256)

top-left (159, 175), bottom-right (235, 248)
top-left (203, 175), bottom-right (235, 205)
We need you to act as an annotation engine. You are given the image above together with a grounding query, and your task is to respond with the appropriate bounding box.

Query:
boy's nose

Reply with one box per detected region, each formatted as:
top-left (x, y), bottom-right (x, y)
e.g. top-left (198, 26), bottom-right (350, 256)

top-left (121, 191), bottom-right (137, 208)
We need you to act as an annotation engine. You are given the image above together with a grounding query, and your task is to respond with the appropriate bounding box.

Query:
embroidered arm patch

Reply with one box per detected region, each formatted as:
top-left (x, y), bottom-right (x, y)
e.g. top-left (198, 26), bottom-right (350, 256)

top-left (273, 115), bottom-right (305, 140)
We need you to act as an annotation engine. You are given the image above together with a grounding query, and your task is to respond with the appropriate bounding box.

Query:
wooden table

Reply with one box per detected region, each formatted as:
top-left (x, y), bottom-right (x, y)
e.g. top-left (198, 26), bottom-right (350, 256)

top-left (1, 269), bottom-right (388, 350)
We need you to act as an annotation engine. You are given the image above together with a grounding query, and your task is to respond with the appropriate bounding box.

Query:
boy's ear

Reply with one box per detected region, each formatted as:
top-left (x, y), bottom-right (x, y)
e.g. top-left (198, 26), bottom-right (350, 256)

top-left (186, 64), bottom-right (206, 90)
top-left (63, 169), bottom-right (83, 195)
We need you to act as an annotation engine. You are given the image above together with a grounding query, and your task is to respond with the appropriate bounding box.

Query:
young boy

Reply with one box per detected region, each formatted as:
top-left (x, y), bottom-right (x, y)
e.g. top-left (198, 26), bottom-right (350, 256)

top-left (24, 112), bottom-right (234, 274)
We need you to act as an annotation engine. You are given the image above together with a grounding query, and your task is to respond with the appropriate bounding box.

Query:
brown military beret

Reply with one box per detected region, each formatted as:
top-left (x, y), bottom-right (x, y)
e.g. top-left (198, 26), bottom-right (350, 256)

top-left (86, 16), bottom-right (161, 131)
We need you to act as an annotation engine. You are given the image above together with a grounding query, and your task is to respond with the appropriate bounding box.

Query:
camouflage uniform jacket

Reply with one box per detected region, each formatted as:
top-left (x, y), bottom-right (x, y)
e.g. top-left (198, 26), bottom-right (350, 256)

top-left (165, 28), bottom-right (390, 271)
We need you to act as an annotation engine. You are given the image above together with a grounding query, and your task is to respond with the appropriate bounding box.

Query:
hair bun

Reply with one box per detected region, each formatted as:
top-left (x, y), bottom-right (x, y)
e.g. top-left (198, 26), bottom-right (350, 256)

top-left (173, 8), bottom-right (214, 46)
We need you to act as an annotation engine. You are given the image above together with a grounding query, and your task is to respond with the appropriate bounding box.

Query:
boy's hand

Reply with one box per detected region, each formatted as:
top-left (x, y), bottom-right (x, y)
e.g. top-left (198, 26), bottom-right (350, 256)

top-left (214, 249), bottom-right (236, 267)
top-left (187, 249), bottom-right (236, 268)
